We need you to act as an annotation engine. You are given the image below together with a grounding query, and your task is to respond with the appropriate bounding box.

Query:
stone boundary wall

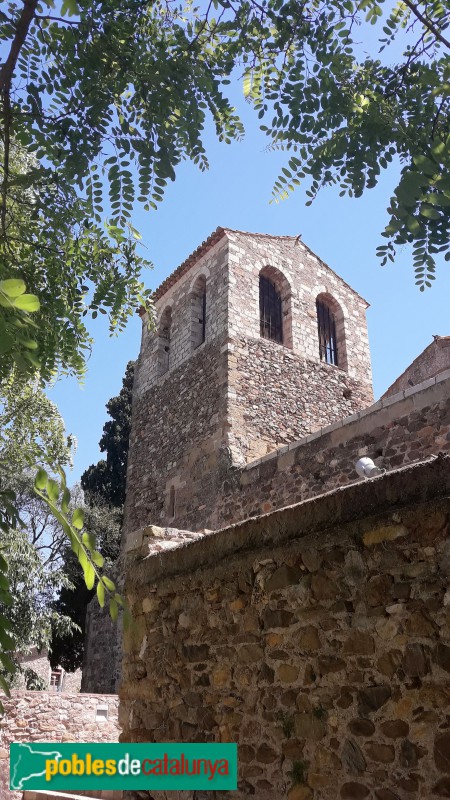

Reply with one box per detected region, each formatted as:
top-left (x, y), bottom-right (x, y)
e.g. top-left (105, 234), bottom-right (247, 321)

top-left (0, 692), bottom-right (119, 799)
top-left (225, 336), bottom-right (372, 467)
top-left (382, 337), bottom-right (450, 399)
top-left (120, 457), bottom-right (450, 800)
top-left (82, 532), bottom-right (206, 694)
top-left (82, 563), bottom-right (123, 695)
top-left (215, 369), bottom-right (450, 527)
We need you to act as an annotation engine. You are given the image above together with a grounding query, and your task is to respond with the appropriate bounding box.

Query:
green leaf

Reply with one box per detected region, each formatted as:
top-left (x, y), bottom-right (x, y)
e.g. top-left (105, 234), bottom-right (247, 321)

top-left (0, 630), bottom-right (15, 650)
top-left (12, 294), bottom-right (40, 312)
top-left (61, 488), bottom-right (71, 514)
top-left (109, 597), bottom-right (118, 621)
top-left (406, 216), bottom-right (422, 235)
top-left (0, 674), bottom-right (11, 697)
top-left (91, 551), bottom-right (104, 568)
top-left (34, 468), bottom-right (48, 491)
top-left (97, 580), bottom-right (105, 607)
top-left (47, 478), bottom-right (60, 502)
top-left (412, 155), bottom-right (438, 176)
top-left (0, 652), bottom-right (15, 673)
top-left (102, 576), bottom-right (115, 592)
top-left (84, 561), bottom-right (95, 590)
top-left (0, 333), bottom-right (14, 354)
top-left (0, 279), bottom-right (26, 298)
top-left (72, 508), bottom-right (85, 530)
top-left (61, 0), bottom-right (79, 16)
top-left (419, 205), bottom-right (441, 219)
top-left (0, 612), bottom-right (12, 630)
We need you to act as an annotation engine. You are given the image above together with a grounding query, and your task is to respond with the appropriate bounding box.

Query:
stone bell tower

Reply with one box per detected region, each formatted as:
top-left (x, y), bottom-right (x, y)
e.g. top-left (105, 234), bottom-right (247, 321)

top-left (123, 228), bottom-right (373, 542)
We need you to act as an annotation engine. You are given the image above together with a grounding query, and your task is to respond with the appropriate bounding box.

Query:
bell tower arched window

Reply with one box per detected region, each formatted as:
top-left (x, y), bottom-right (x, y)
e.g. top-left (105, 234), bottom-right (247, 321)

top-left (259, 274), bottom-right (283, 344)
top-left (316, 297), bottom-right (339, 366)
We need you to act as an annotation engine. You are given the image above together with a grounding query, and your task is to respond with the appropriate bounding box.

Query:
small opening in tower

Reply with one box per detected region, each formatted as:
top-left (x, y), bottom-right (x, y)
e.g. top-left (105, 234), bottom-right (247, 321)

top-left (169, 486), bottom-right (176, 519)
top-left (191, 275), bottom-right (207, 350)
top-left (158, 306), bottom-right (172, 376)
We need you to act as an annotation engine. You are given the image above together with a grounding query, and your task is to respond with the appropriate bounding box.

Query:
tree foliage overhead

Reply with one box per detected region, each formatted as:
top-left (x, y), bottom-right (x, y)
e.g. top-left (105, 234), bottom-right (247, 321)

top-left (242, 0), bottom-right (450, 288)
top-left (0, 373), bottom-right (75, 478)
top-left (0, 1), bottom-right (448, 389)
top-left (0, 0), bottom-right (244, 378)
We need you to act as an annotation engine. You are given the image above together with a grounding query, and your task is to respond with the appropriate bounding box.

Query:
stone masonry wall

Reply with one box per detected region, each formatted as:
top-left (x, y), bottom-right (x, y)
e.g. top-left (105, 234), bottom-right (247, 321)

top-left (0, 691), bottom-right (119, 799)
top-left (216, 370), bottom-right (450, 528)
top-left (82, 590), bottom-right (122, 695)
top-left (120, 456), bottom-right (450, 800)
top-left (226, 336), bottom-right (372, 463)
top-left (15, 650), bottom-right (81, 693)
top-left (382, 337), bottom-right (450, 398)
top-left (15, 651), bottom-right (51, 690)
top-left (124, 338), bottom-right (229, 536)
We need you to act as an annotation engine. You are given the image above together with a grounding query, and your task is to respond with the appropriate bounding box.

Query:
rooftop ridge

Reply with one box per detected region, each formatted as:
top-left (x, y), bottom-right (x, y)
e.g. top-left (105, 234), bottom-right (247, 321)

top-left (151, 227), bottom-right (369, 306)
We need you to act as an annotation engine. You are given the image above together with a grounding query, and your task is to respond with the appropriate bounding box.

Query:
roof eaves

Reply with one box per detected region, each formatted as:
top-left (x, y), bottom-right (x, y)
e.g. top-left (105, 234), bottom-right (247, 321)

top-left (153, 226), bottom-right (227, 301)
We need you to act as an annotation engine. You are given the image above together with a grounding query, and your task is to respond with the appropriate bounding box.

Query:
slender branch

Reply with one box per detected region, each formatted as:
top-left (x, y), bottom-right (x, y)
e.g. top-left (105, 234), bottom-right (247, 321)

top-left (1, 92), bottom-right (11, 237)
top-left (402, 0), bottom-right (450, 50)
top-left (0, 0), bottom-right (38, 237)
top-left (0, 0), bottom-right (39, 96)
top-left (35, 15), bottom-right (81, 26)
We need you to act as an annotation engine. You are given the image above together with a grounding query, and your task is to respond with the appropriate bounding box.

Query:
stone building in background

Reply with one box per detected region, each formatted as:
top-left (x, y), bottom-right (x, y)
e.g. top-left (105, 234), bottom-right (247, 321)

top-left (16, 648), bottom-right (81, 693)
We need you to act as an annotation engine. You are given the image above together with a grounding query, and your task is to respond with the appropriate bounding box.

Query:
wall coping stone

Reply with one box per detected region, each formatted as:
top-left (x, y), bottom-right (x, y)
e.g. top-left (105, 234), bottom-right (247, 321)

top-left (125, 454), bottom-right (450, 586)
top-left (5, 690), bottom-right (118, 699)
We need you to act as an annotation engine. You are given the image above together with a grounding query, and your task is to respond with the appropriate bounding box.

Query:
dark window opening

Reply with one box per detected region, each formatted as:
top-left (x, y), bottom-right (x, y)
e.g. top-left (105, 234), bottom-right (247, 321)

top-left (316, 299), bottom-right (338, 366)
top-left (260, 275), bottom-right (283, 344)
top-left (201, 288), bottom-right (206, 344)
top-left (158, 308), bottom-right (172, 376)
top-left (192, 277), bottom-right (207, 350)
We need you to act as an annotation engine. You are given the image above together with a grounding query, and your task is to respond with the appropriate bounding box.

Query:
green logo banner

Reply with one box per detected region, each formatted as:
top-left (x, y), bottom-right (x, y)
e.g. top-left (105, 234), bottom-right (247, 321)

top-left (10, 742), bottom-right (238, 791)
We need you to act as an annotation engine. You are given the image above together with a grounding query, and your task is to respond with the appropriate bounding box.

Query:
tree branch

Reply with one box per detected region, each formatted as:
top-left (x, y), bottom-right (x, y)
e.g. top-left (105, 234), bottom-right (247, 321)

top-left (0, 0), bottom-right (39, 96)
top-left (0, 0), bottom-right (38, 236)
top-left (402, 0), bottom-right (450, 51)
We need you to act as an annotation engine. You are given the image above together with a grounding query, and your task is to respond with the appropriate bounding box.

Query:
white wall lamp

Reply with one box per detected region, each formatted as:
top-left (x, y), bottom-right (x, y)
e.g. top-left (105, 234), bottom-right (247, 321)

top-left (355, 457), bottom-right (384, 479)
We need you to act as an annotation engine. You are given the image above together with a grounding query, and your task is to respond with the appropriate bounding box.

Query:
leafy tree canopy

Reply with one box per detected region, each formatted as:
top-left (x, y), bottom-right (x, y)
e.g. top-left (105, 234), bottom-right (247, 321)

top-left (0, 475), bottom-right (76, 678)
top-left (1, 0), bottom-right (449, 305)
top-left (0, 373), bottom-right (75, 478)
top-left (254, 0), bottom-right (450, 288)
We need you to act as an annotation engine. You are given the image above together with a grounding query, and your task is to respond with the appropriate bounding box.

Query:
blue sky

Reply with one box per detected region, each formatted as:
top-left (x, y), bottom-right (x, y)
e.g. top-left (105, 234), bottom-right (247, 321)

top-left (49, 87), bottom-right (450, 483)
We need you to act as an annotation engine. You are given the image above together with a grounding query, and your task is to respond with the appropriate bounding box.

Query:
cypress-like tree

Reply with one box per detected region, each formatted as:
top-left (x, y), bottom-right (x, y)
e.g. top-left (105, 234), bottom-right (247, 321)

top-left (50, 362), bottom-right (134, 671)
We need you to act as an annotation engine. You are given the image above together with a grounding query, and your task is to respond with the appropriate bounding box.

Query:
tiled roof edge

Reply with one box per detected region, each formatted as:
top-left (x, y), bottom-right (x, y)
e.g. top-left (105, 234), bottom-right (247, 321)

top-left (153, 227), bottom-right (227, 301)
top-left (152, 227), bottom-right (369, 307)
